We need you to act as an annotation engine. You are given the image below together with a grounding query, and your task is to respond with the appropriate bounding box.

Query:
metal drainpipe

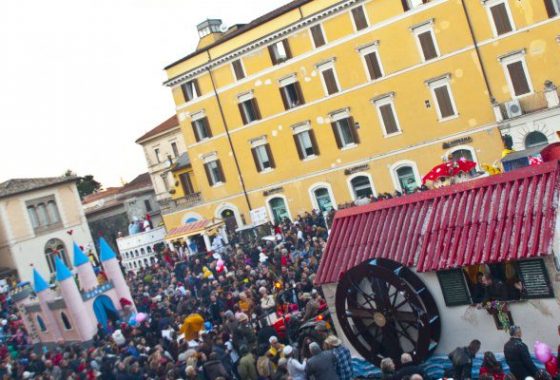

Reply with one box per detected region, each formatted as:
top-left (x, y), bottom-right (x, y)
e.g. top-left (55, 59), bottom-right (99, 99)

top-left (460, 0), bottom-right (495, 102)
top-left (205, 51), bottom-right (253, 212)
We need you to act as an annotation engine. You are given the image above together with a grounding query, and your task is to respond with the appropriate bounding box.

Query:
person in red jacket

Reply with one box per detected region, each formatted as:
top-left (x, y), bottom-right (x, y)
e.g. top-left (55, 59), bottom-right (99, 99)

top-left (479, 351), bottom-right (505, 380)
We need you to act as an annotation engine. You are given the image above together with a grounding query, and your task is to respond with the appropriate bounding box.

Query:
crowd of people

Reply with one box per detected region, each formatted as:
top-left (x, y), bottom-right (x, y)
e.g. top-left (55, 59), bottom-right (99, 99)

top-left (0, 210), bottom-right (358, 379)
top-left (0, 207), bottom-right (557, 379)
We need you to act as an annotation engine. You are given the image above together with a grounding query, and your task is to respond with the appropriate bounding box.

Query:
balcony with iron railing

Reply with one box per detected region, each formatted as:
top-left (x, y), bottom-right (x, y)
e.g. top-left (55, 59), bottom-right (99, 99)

top-left (494, 81), bottom-right (560, 122)
top-left (160, 192), bottom-right (203, 215)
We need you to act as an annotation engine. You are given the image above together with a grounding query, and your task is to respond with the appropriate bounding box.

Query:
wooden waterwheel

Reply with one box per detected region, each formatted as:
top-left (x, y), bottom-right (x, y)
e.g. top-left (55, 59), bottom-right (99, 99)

top-left (335, 259), bottom-right (441, 367)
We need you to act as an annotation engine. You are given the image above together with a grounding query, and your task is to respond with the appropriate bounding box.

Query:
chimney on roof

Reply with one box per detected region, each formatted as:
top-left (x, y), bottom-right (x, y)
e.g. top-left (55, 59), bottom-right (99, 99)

top-left (196, 19), bottom-right (224, 50)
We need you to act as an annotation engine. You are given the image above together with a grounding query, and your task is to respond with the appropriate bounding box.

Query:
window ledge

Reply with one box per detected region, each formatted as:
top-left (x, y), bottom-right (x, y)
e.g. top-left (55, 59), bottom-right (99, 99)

top-left (511, 92), bottom-right (534, 100)
top-left (341, 143), bottom-right (358, 151)
top-left (383, 131), bottom-right (403, 139)
top-left (260, 168), bottom-right (275, 174)
top-left (302, 155), bottom-right (318, 162)
top-left (438, 114), bottom-right (460, 123)
top-left (244, 119), bottom-right (261, 127)
top-left (287, 103), bottom-right (304, 110)
top-left (211, 182), bottom-right (225, 188)
top-left (324, 91), bottom-right (341, 98)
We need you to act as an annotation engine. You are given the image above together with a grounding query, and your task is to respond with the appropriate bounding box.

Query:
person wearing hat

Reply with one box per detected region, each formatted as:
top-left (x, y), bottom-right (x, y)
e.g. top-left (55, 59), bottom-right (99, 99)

top-left (325, 335), bottom-right (354, 380)
top-left (233, 313), bottom-right (257, 352)
top-left (305, 342), bottom-right (339, 380)
top-left (302, 290), bottom-right (320, 321)
top-left (284, 345), bottom-right (306, 380)
top-left (267, 335), bottom-right (285, 361)
top-left (272, 357), bottom-right (289, 380)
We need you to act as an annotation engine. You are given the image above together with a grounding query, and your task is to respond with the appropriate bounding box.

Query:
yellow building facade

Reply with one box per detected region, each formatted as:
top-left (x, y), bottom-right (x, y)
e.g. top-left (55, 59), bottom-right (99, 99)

top-left (161, 0), bottom-right (560, 230)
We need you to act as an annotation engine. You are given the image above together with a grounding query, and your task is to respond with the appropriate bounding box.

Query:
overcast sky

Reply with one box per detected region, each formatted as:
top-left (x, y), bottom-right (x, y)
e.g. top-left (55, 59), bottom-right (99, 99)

top-left (0, 0), bottom-right (289, 187)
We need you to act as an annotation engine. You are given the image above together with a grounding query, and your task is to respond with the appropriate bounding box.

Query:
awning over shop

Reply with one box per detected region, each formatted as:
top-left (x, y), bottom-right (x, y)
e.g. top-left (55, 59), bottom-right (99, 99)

top-left (315, 160), bottom-right (560, 285)
top-left (165, 219), bottom-right (224, 241)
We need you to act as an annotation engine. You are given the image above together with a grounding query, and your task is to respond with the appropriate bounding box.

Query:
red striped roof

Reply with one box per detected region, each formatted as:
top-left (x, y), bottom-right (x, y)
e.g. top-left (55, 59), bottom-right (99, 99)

top-left (315, 160), bottom-right (560, 285)
top-left (165, 220), bottom-right (211, 240)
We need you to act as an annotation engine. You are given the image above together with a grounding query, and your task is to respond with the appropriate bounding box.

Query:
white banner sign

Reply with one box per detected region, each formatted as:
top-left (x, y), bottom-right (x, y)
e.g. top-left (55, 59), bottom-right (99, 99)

top-left (250, 207), bottom-right (269, 226)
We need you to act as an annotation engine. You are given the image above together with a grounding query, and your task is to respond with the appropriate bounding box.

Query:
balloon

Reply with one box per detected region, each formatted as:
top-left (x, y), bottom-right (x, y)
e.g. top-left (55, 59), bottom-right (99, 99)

top-left (135, 313), bottom-right (148, 323)
top-left (546, 357), bottom-right (558, 378)
top-left (534, 341), bottom-right (552, 363)
top-left (128, 314), bottom-right (138, 327)
top-left (204, 321), bottom-right (213, 332)
top-left (217, 259), bottom-right (224, 267)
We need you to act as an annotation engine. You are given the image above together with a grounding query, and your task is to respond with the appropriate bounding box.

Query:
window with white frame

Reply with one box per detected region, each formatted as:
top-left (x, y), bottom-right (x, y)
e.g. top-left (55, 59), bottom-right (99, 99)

top-left (525, 131), bottom-right (549, 148)
top-left (411, 20), bottom-right (439, 61)
top-left (395, 165), bottom-right (419, 194)
top-left (351, 5), bottom-right (369, 31)
top-left (330, 110), bottom-right (359, 148)
top-left (204, 156), bottom-right (226, 186)
top-left (310, 24), bottom-right (326, 48)
top-left (427, 74), bottom-right (458, 120)
top-left (250, 137), bottom-right (275, 172)
top-left (279, 75), bottom-right (305, 110)
top-left (171, 142), bottom-right (179, 158)
top-left (313, 187), bottom-right (334, 212)
top-left (238, 92), bottom-right (261, 124)
top-left (292, 122), bottom-right (319, 160)
top-left (450, 148), bottom-right (475, 163)
top-left (27, 195), bottom-right (62, 233)
top-left (181, 79), bottom-right (200, 102)
top-left (500, 50), bottom-right (533, 97)
top-left (484, 0), bottom-right (514, 36)
top-left (268, 39), bottom-right (291, 65)
top-left (402, 0), bottom-right (427, 11)
top-left (544, 0), bottom-right (560, 17)
top-left (373, 93), bottom-right (401, 136)
top-left (359, 42), bottom-right (384, 81)
top-left (154, 148), bottom-right (161, 163)
top-left (191, 111), bottom-right (212, 142)
top-left (350, 175), bottom-right (374, 200)
top-left (317, 59), bottom-right (340, 96)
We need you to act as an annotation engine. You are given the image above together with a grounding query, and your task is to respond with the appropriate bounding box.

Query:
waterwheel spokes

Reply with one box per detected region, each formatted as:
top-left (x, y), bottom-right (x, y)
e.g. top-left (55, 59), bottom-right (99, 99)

top-left (335, 259), bottom-right (441, 368)
top-left (393, 310), bottom-right (418, 323)
top-left (347, 307), bottom-right (376, 319)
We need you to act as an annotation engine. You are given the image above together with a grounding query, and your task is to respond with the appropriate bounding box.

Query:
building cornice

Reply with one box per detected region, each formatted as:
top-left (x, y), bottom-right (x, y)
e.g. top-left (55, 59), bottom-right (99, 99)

top-left (164, 0), bottom-right (363, 87)
top-left (136, 125), bottom-right (182, 146)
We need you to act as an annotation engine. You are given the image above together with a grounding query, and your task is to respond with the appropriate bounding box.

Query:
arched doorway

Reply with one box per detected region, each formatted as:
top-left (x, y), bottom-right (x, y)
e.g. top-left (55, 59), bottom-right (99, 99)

top-left (93, 295), bottom-right (119, 329)
top-left (350, 175), bottom-right (374, 200)
top-left (525, 131), bottom-right (549, 149)
top-left (450, 149), bottom-right (474, 162)
top-left (268, 197), bottom-right (290, 225)
top-left (313, 188), bottom-right (334, 212)
top-left (395, 166), bottom-right (418, 194)
top-left (220, 209), bottom-right (238, 233)
top-left (44, 239), bottom-right (70, 273)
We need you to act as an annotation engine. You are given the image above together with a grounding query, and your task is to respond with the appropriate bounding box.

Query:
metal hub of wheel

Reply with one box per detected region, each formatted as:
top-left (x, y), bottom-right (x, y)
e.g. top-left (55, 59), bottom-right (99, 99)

top-left (335, 259), bottom-right (441, 367)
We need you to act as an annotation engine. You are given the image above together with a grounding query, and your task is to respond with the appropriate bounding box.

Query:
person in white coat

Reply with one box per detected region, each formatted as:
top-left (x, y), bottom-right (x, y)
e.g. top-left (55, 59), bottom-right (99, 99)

top-left (284, 345), bottom-right (306, 380)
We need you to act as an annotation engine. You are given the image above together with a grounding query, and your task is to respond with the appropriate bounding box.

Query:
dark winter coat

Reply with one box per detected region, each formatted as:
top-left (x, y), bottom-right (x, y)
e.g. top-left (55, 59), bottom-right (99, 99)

top-left (448, 346), bottom-right (474, 380)
top-left (203, 359), bottom-right (230, 380)
top-left (305, 350), bottom-right (339, 380)
top-left (394, 362), bottom-right (427, 380)
top-left (504, 337), bottom-right (538, 380)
